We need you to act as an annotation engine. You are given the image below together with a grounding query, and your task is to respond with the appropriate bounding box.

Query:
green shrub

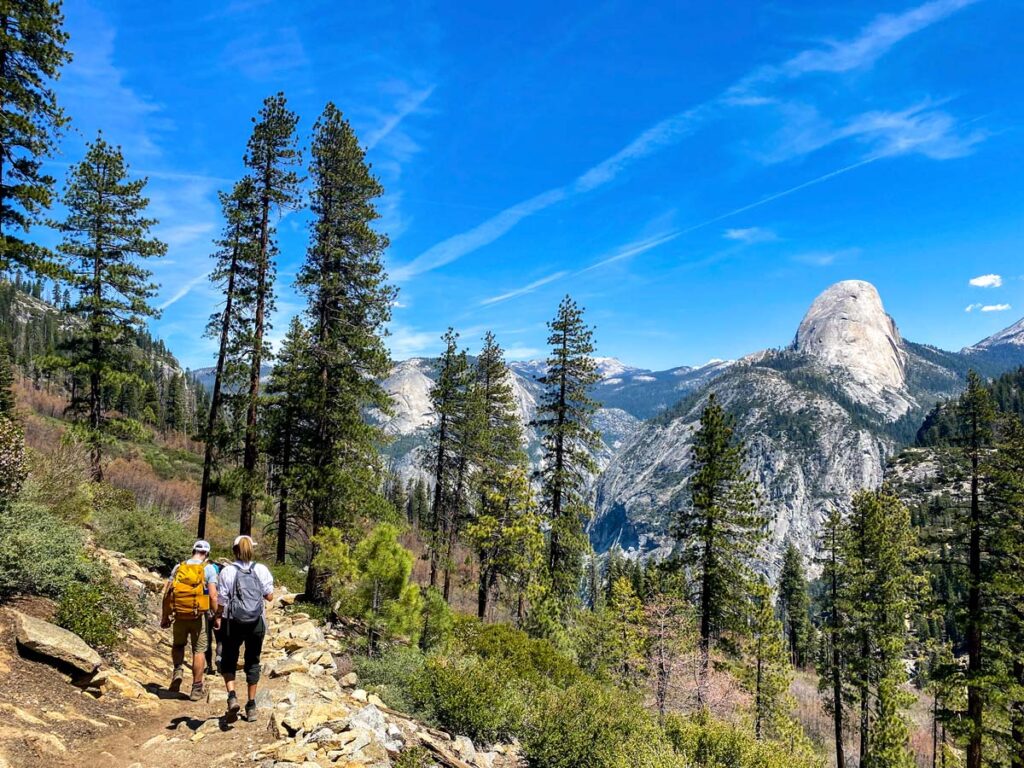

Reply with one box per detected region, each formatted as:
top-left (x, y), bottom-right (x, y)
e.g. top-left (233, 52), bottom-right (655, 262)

top-left (454, 621), bottom-right (581, 689)
top-left (420, 586), bottom-right (454, 652)
top-left (393, 747), bottom-right (431, 768)
top-left (55, 571), bottom-right (141, 655)
top-left (522, 680), bottom-right (684, 768)
top-left (0, 502), bottom-right (95, 598)
top-left (92, 496), bottom-right (193, 573)
top-left (663, 711), bottom-right (823, 768)
top-left (355, 646), bottom-right (432, 719)
top-left (421, 654), bottom-right (529, 743)
top-left (269, 561), bottom-right (307, 594)
top-left (290, 600), bottom-right (329, 624)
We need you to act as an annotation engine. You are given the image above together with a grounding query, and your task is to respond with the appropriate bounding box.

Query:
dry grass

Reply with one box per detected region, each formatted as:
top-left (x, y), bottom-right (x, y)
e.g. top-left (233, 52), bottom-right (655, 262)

top-left (790, 669), bottom-right (937, 767)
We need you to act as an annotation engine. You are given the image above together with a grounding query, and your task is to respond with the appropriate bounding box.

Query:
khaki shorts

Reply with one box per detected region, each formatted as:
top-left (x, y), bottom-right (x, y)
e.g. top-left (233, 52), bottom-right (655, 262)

top-left (171, 616), bottom-right (209, 654)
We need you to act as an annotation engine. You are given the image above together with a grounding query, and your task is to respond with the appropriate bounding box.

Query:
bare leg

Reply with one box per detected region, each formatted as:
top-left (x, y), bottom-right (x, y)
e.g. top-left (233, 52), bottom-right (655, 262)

top-left (247, 683), bottom-right (257, 702)
top-left (192, 651), bottom-right (205, 685)
top-left (171, 645), bottom-right (185, 671)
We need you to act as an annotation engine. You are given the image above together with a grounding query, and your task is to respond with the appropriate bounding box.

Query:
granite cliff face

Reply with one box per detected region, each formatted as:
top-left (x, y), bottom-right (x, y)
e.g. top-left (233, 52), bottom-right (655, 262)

top-left (591, 280), bottom-right (1024, 568)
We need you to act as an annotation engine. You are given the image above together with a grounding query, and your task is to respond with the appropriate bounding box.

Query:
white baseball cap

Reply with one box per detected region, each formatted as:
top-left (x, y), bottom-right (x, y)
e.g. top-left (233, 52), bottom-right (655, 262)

top-left (193, 540), bottom-right (211, 553)
top-left (233, 535), bottom-right (257, 547)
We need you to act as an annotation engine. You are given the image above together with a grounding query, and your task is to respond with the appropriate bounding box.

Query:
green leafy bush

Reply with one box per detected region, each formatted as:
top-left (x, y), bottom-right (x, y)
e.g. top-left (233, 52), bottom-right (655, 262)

top-left (355, 646), bottom-right (432, 719)
top-left (393, 747), bottom-right (432, 768)
top-left (55, 571), bottom-right (141, 655)
top-left (454, 621), bottom-right (581, 689)
top-left (420, 586), bottom-right (454, 652)
top-left (522, 680), bottom-right (683, 768)
top-left (663, 711), bottom-right (823, 768)
top-left (290, 600), bottom-right (329, 624)
top-left (269, 561), bottom-right (307, 594)
top-left (92, 496), bottom-right (193, 573)
top-left (421, 654), bottom-right (528, 743)
top-left (0, 502), bottom-right (96, 598)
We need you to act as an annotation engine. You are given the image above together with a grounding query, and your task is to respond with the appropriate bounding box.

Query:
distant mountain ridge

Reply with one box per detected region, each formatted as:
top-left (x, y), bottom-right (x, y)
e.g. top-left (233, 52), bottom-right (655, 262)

top-left (592, 280), bottom-right (1024, 567)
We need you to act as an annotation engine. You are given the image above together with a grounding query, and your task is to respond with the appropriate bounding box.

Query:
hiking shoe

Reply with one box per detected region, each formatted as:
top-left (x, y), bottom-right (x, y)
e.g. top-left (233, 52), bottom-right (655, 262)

top-left (189, 682), bottom-right (205, 702)
top-left (225, 693), bottom-right (240, 723)
top-left (244, 700), bottom-right (257, 722)
top-left (169, 666), bottom-right (184, 693)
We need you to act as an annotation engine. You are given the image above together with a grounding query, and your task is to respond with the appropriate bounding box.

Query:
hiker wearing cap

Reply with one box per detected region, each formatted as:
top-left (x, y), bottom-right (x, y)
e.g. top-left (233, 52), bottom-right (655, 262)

top-left (215, 535), bottom-right (274, 723)
top-left (161, 540), bottom-right (219, 701)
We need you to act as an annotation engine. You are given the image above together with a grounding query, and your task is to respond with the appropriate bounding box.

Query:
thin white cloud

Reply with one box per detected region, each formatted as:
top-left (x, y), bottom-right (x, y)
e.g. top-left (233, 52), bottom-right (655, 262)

top-left (723, 227), bottom-right (777, 244)
top-left (158, 271), bottom-right (210, 312)
top-left (59, 2), bottom-right (170, 159)
top-left (969, 273), bottom-right (1003, 288)
top-left (395, 0), bottom-right (976, 279)
top-left (390, 187), bottom-right (566, 280)
top-left (222, 27), bottom-right (309, 81)
top-left (480, 271), bottom-right (569, 306)
top-left (965, 303), bottom-right (982, 312)
top-left (388, 323), bottom-right (442, 358)
top-left (366, 85), bottom-right (436, 151)
top-left (981, 303), bottom-right (1011, 312)
top-left (761, 0), bottom-right (980, 81)
top-left (580, 232), bottom-right (681, 273)
top-left (792, 248), bottom-right (860, 267)
top-left (758, 100), bottom-right (986, 164)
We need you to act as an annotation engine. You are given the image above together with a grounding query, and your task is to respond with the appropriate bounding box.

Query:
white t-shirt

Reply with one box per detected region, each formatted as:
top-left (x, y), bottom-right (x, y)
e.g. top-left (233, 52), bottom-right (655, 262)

top-left (217, 561), bottom-right (274, 620)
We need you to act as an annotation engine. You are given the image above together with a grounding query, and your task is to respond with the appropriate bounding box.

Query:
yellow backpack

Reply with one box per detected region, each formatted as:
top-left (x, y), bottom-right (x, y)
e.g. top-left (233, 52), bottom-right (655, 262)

top-left (171, 562), bottom-right (210, 618)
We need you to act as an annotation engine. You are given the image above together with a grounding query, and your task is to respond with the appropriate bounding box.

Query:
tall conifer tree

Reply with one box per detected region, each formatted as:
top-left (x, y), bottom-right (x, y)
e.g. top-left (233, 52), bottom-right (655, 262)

top-left (672, 393), bottom-right (764, 708)
top-left (198, 177), bottom-right (259, 537)
top-left (238, 93), bottom-right (301, 535)
top-left (56, 136), bottom-right (165, 480)
top-left (778, 540), bottom-right (813, 667)
top-left (533, 296), bottom-right (600, 611)
top-left (265, 317), bottom-right (310, 565)
top-left (0, 0), bottom-right (71, 275)
top-left (296, 103), bottom-right (393, 600)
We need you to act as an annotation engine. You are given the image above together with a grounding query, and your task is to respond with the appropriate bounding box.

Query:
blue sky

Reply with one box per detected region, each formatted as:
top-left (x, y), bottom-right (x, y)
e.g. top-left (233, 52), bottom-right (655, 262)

top-left (44, 0), bottom-right (1024, 370)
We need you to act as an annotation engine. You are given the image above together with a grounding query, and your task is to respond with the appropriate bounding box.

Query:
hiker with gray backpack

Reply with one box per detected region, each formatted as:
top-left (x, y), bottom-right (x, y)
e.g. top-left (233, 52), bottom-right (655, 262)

top-left (214, 534), bottom-right (274, 723)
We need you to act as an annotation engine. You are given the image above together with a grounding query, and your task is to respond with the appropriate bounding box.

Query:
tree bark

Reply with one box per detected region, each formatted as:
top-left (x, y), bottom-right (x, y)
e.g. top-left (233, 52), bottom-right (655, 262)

top-left (239, 161), bottom-right (272, 536)
top-left (198, 239), bottom-right (240, 538)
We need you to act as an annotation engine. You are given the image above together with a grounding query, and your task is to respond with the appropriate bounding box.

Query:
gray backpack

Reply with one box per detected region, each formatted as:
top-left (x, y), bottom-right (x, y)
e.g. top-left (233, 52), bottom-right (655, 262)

top-left (229, 564), bottom-right (264, 623)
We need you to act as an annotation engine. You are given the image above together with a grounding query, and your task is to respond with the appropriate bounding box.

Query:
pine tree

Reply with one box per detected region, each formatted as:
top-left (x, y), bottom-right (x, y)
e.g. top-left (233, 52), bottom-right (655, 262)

top-left (960, 371), bottom-right (995, 768)
top-left (163, 373), bottom-right (187, 432)
top-left (55, 136), bottom-right (165, 480)
top-left (265, 317), bottom-right (310, 565)
top-left (423, 329), bottom-right (469, 591)
top-left (606, 576), bottom-right (647, 688)
top-left (841, 489), bottom-right (924, 768)
top-left (238, 94), bottom-right (301, 536)
top-left (984, 416), bottom-right (1024, 765)
top-left (533, 296), bottom-right (600, 611)
top-left (672, 394), bottom-right (764, 708)
top-left (0, 0), bottom-right (71, 276)
top-left (743, 577), bottom-right (792, 741)
top-left (778, 540), bottom-right (813, 667)
top-left (817, 505), bottom-right (848, 768)
top-left (466, 332), bottom-right (537, 618)
top-left (198, 177), bottom-right (259, 538)
top-left (296, 103), bottom-right (394, 601)
top-left (0, 339), bottom-right (15, 417)
top-left (465, 465), bottom-right (544, 620)
top-left (313, 523), bottom-right (422, 656)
